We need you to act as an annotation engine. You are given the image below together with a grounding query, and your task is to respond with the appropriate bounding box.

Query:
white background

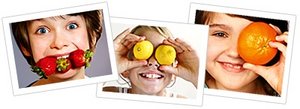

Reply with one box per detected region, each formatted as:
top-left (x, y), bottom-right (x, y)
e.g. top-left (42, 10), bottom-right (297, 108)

top-left (0, 0), bottom-right (299, 109)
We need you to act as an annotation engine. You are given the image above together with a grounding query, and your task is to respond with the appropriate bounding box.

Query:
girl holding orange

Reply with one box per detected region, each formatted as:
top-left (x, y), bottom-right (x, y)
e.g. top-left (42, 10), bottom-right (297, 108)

top-left (191, 11), bottom-right (288, 96)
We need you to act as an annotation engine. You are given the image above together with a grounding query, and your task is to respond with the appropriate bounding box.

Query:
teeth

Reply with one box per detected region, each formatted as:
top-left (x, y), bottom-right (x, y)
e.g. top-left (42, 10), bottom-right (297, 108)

top-left (233, 65), bottom-right (241, 69)
top-left (57, 55), bottom-right (69, 59)
top-left (224, 63), bottom-right (241, 70)
top-left (141, 73), bottom-right (162, 79)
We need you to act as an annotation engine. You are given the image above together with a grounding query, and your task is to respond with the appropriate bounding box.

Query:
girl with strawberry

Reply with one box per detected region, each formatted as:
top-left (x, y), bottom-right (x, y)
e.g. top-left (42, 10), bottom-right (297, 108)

top-left (12, 10), bottom-right (103, 87)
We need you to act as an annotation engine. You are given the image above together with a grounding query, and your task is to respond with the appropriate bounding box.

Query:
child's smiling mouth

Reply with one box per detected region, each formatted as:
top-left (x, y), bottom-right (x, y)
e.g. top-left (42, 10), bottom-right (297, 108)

top-left (219, 62), bottom-right (245, 73)
top-left (139, 73), bottom-right (164, 79)
top-left (139, 70), bottom-right (165, 79)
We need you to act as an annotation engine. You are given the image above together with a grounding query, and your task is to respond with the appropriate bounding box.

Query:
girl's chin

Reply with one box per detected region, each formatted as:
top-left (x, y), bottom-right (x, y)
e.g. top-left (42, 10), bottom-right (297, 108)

top-left (52, 69), bottom-right (80, 80)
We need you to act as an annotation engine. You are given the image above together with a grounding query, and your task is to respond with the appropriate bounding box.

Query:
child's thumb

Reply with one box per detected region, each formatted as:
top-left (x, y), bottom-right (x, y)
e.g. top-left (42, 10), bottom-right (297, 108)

top-left (243, 63), bottom-right (267, 78)
top-left (159, 66), bottom-right (178, 76)
top-left (127, 60), bottom-right (147, 70)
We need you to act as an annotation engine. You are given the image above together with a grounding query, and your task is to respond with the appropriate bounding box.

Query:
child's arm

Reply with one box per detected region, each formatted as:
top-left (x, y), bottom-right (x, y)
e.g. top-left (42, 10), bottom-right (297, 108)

top-left (114, 29), bottom-right (147, 74)
top-left (159, 38), bottom-right (199, 88)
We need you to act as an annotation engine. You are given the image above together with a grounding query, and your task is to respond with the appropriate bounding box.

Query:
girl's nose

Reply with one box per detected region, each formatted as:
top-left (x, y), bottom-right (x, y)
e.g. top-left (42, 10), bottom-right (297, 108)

top-left (147, 56), bottom-right (160, 68)
top-left (50, 30), bottom-right (70, 49)
top-left (227, 36), bottom-right (240, 58)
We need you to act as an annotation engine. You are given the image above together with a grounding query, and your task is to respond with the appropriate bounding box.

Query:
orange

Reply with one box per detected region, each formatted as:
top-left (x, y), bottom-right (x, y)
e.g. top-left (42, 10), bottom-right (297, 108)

top-left (238, 22), bottom-right (278, 65)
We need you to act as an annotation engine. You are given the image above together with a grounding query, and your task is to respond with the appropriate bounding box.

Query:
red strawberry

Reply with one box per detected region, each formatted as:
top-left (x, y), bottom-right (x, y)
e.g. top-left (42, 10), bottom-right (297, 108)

top-left (32, 56), bottom-right (57, 79)
top-left (56, 58), bottom-right (71, 73)
top-left (69, 49), bottom-right (93, 68)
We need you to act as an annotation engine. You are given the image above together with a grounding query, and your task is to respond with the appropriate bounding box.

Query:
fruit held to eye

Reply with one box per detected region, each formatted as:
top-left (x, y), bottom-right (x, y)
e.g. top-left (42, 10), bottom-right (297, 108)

top-left (133, 40), bottom-right (154, 60)
top-left (238, 22), bottom-right (278, 65)
top-left (155, 45), bottom-right (176, 65)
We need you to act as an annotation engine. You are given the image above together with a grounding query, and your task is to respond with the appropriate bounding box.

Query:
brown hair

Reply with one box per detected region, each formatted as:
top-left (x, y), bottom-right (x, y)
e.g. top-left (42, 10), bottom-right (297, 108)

top-left (11, 10), bottom-right (103, 65)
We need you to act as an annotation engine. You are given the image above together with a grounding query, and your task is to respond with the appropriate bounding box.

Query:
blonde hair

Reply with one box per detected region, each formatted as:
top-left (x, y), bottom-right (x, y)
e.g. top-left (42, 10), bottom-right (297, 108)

top-left (130, 25), bottom-right (173, 39)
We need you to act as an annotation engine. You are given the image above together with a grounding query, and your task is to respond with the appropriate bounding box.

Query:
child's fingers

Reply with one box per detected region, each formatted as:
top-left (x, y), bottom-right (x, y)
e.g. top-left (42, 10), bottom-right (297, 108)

top-left (175, 38), bottom-right (194, 52)
top-left (170, 38), bottom-right (190, 53)
top-left (127, 41), bottom-right (137, 50)
top-left (163, 39), bottom-right (184, 53)
top-left (159, 65), bottom-right (179, 76)
top-left (164, 38), bottom-right (188, 54)
top-left (121, 40), bottom-right (136, 51)
top-left (120, 34), bottom-right (145, 46)
top-left (126, 60), bottom-right (148, 71)
top-left (269, 41), bottom-right (286, 57)
top-left (118, 34), bottom-right (145, 51)
top-left (243, 62), bottom-right (283, 94)
top-left (243, 63), bottom-right (268, 78)
top-left (124, 34), bottom-right (145, 42)
top-left (276, 32), bottom-right (288, 43)
top-left (269, 24), bottom-right (282, 34)
top-left (114, 28), bottom-right (131, 43)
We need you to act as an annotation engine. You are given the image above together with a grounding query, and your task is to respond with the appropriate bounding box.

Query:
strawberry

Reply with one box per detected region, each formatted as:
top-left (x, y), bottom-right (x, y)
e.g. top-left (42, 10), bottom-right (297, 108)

top-left (56, 58), bottom-right (71, 73)
top-left (69, 49), bottom-right (93, 68)
top-left (32, 56), bottom-right (57, 79)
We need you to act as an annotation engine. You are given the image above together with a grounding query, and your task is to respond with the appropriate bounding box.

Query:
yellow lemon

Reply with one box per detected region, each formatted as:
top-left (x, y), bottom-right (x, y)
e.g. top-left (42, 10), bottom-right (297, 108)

top-left (133, 40), bottom-right (154, 60)
top-left (155, 45), bottom-right (176, 65)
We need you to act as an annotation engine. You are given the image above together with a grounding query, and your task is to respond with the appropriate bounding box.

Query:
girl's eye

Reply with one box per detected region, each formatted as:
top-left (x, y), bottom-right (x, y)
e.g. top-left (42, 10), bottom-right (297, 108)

top-left (67, 23), bottom-right (78, 30)
top-left (36, 27), bottom-right (49, 34)
top-left (212, 31), bottom-right (228, 38)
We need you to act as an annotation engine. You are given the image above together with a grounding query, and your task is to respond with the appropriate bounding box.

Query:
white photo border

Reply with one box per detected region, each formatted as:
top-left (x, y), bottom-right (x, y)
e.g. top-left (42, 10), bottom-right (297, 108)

top-left (188, 3), bottom-right (296, 103)
top-left (2, 2), bottom-right (118, 95)
top-left (96, 17), bottom-right (208, 106)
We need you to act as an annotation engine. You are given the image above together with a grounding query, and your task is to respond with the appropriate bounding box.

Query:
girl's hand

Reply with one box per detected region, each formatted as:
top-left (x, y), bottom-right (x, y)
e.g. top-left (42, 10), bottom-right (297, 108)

top-left (114, 29), bottom-right (147, 73)
top-left (243, 25), bottom-right (287, 95)
top-left (159, 38), bottom-right (199, 88)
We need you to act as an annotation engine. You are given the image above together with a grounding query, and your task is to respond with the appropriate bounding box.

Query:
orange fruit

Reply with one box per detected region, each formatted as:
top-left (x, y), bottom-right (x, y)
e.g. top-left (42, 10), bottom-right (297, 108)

top-left (238, 22), bottom-right (278, 65)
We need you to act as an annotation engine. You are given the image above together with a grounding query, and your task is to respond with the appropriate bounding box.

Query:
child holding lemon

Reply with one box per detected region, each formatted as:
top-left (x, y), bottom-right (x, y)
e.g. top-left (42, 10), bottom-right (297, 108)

top-left (104, 25), bottom-right (199, 98)
top-left (194, 10), bottom-right (288, 96)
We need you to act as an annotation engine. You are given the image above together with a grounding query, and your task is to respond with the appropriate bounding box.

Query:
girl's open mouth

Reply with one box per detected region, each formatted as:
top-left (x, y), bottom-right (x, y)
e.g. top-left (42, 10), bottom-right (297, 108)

top-left (139, 73), bottom-right (164, 79)
top-left (220, 62), bottom-right (245, 73)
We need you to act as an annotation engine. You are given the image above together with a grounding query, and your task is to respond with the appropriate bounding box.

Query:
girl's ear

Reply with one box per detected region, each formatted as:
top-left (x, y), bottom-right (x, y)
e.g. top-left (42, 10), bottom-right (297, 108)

top-left (172, 74), bottom-right (176, 81)
top-left (121, 71), bottom-right (130, 78)
top-left (20, 44), bottom-right (31, 57)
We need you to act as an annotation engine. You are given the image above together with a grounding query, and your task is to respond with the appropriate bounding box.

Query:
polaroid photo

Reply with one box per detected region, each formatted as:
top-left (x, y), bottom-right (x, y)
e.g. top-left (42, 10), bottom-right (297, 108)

top-left (188, 3), bottom-right (296, 103)
top-left (96, 17), bottom-right (208, 106)
top-left (2, 2), bottom-right (118, 95)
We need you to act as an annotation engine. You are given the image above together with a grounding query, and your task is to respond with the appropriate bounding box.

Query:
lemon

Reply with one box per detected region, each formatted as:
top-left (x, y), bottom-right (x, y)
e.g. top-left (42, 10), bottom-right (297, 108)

top-left (155, 45), bottom-right (176, 65)
top-left (133, 40), bottom-right (154, 60)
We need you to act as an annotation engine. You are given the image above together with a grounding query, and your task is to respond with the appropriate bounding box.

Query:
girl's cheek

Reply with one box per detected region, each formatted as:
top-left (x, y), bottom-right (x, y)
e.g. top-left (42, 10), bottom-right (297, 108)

top-left (73, 35), bottom-right (89, 49)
